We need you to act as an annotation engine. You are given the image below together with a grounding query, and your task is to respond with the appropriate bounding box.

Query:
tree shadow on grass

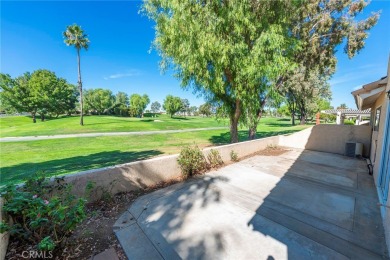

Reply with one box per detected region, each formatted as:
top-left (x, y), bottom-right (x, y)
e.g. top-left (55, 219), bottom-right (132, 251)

top-left (0, 150), bottom-right (162, 186)
top-left (265, 122), bottom-right (295, 127)
top-left (209, 129), bottom-right (305, 145)
top-left (83, 118), bottom-right (136, 126)
top-left (171, 116), bottom-right (190, 120)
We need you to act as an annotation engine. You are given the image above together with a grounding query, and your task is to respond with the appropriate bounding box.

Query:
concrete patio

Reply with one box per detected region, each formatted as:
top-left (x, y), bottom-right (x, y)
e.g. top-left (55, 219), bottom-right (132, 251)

top-left (114, 148), bottom-right (388, 259)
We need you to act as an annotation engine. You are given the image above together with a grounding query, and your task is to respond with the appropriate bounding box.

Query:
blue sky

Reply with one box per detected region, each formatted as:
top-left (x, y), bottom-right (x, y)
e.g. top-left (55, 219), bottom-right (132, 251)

top-left (1, 1), bottom-right (389, 109)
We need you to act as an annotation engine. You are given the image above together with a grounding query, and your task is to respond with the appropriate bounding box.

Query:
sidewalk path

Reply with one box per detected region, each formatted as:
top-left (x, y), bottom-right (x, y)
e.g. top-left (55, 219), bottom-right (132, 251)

top-left (0, 127), bottom-right (227, 142)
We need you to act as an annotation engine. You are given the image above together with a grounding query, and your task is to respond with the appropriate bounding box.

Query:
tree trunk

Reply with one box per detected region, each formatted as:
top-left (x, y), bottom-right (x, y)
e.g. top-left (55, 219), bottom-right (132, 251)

top-left (300, 113), bottom-right (306, 125)
top-left (248, 98), bottom-right (267, 140)
top-left (32, 112), bottom-right (36, 123)
top-left (291, 112), bottom-right (295, 126)
top-left (230, 99), bottom-right (241, 143)
top-left (41, 113), bottom-right (45, 122)
top-left (248, 127), bottom-right (256, 140)
top-left (248, 109), bottom-right (263, 140)
top-left (77, 48), bottom-right (84, 126)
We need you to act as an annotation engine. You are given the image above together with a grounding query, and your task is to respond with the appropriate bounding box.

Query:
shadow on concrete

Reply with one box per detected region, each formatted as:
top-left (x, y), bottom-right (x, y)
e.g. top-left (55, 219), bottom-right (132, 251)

top-left (245, 148), bottom-right (386, 258)
top-left (109, 123), bottom-right (386, 259)
top-left (119, 149), bottom-right (387, 258)
top-left (1, 150), bottom-right (162, 185)
top-left (123, 175), bottom-right (230, 259)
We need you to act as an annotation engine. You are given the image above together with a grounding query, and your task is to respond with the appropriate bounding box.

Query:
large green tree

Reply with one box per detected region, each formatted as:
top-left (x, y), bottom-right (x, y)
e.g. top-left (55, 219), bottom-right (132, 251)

top-left (143, 0), bottom-right (294, 143)
top-left (0, 92), bottom-right (17, 114)
top-left (0, 73), bottom-right (37, 122)
top-left (163, 95), bottom-right (182, 118)
top-left (144, 0), bottom-right (379, 141)
top-left (63, 24), bottom-right (90, 126)
top-left (114, 92), bottom-right (129, 116)
top-left (283, 68), bottom-right (332, 125)
top-left (151, 101), bottom-right (161, 113)
top-left (84, 88), bottom-right (115, 115)
top-left (0, 70), bottom-right (77, 122)
top-left (180, 99), bottom-right (190, 116)
top-left (278, 0), bottom-right (379, 124)
top-left (129, 94), bottom-right (150, 117)
top-left (199, 103), bottom-right (212, 117)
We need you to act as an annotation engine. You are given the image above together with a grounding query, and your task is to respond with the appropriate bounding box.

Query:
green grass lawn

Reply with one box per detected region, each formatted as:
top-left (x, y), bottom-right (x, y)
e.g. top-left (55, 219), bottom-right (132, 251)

top-left (0, 114), bottom-right (228, 137)
top-left (0, 116), bottom-right (309, 185)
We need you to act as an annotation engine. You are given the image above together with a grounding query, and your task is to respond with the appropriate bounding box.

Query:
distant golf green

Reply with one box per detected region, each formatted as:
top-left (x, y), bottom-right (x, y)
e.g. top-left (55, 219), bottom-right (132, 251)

top-left (0, 116), bottom-right (309, 185)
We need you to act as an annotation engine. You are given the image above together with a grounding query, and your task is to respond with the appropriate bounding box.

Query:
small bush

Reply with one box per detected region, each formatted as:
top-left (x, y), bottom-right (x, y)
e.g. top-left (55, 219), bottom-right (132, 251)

top-left (207, 149), bottom-right (224, 168)
top-left (344, 120), bottom-right (355, 125)
top-left (267, 144), bottom-right (279, 149)
top-left (0, 173), bottom-right (91, 251)
top-left (177, 145), bottom-right (208, 178)
top-left (230, 150), bottom-right (239, 162)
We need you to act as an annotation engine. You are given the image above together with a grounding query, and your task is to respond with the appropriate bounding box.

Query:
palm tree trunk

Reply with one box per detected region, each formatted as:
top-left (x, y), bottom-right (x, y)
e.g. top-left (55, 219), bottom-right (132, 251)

top-left (77, 48), bottom-right (84, 126)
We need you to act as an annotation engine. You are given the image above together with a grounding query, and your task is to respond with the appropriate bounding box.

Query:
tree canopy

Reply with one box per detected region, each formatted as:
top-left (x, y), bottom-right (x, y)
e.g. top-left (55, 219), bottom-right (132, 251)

top-left (151, 101), bottom-right (161, 113)
top-left (0, 70), bottom-right (77, 122)
top-left (143, 0), bottom-right (294, 142)
top-left (114, 92), bottom-right (129, 116)
top-left (199, 103), bottom-right (212, 117)
top-left (163, 95), bottom-right (182, 118)
top-left (129, 94), bottom-right (150, 117)
top-left (143, 0), bottom-right (379, 142)
top-left (84, 88), bottom-right (115, 115)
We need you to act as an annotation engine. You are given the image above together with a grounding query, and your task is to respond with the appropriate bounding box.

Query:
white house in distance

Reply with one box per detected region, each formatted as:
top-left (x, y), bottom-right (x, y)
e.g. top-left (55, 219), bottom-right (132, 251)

top-left (351, 57), bottom-right (390, 249)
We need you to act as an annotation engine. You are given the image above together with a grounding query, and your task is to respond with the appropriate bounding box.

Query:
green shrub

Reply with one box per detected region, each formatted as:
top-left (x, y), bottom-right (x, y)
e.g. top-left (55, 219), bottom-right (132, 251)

top-left (0, 173), bottom-right (91, 251)
top-left (320, 113), bottom-right (336, 123)
top-left (207, 149), bottom-right (224, 168)
top-left (267, 144), bottom-right (278, 149)
top-left (177, 145), bottom-right (208, 178)
top-left (344, 120), bottom-right (355, 125)
top-left (230, 150), bottom-right (239, 162)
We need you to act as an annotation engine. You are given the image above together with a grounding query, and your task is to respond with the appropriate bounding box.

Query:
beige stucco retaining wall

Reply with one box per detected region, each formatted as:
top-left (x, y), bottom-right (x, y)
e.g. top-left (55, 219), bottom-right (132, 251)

top-left (279, 125), bottom-right (372, 157)
top-left (65, 135), bottom-right (280, 200)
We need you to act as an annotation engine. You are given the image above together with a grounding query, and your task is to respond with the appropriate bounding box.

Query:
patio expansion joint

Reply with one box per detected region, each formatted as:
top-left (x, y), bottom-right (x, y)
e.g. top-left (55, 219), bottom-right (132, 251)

top-left (263, 198), bottom-right (354, 232)
top-left (257, 204), bottom-right (385, 259)
top-left (215, 170), bottom-right (384, 255)
top-left (282, 172), bottom-right (374, 200)
top-left (136, 222), bottom-right (166, 260)
top-left (352, 197), bottom-right (357, 232)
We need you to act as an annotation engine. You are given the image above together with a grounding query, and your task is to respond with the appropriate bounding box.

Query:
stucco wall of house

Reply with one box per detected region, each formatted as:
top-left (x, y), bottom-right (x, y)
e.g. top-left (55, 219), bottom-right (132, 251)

top-left (370, 91), bottom-right (387, 180)
top-left (379, 78), bottom-right (390, 256)
top-left (279, 124), bottom-right (372, 157)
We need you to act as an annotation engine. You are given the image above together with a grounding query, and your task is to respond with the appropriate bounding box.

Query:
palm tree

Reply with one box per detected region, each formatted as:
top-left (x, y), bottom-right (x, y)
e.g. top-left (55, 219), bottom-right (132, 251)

top-left (63, 24), bottom-right (89, 126)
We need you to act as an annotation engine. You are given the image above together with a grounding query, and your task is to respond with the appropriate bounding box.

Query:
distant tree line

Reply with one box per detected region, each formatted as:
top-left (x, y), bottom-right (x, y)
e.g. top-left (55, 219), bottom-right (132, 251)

top-left (0, 70), bottom-right (214, 122)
